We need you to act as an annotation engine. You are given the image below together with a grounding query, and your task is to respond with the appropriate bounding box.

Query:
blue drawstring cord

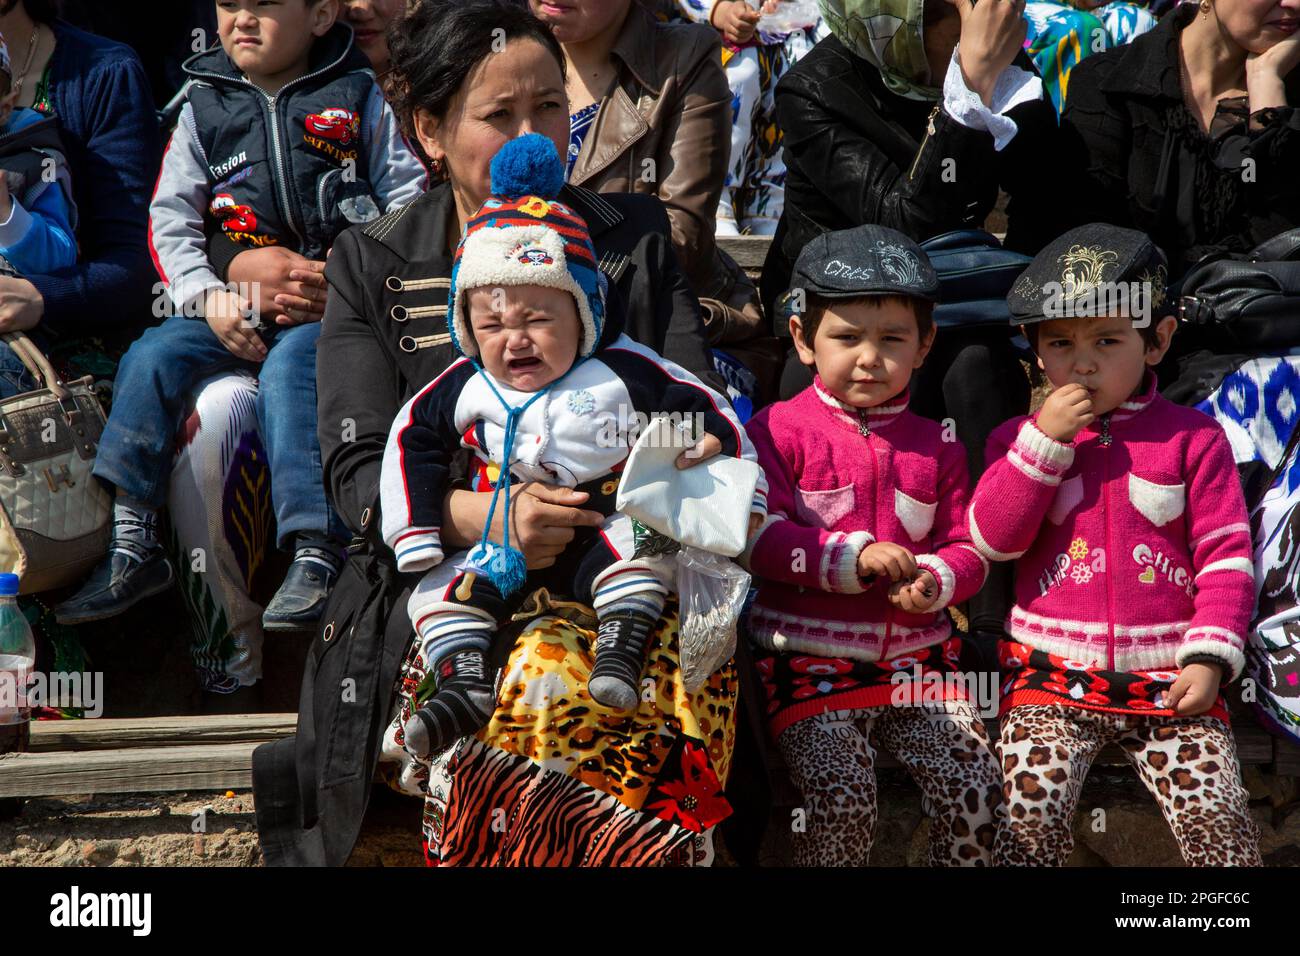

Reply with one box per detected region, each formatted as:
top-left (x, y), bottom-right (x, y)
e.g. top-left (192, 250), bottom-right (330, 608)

top-left (463, 358), bottom-right (585, 597)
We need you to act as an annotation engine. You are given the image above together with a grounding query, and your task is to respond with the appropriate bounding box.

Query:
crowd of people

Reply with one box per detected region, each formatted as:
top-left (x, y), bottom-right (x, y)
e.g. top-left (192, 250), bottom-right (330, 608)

top-left (5, 0), bottom-right (1300, 866)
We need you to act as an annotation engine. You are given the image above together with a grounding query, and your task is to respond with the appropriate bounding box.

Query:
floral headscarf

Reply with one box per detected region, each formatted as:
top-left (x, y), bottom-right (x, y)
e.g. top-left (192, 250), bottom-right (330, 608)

top-left (818, 0), bottom-right (939, 101)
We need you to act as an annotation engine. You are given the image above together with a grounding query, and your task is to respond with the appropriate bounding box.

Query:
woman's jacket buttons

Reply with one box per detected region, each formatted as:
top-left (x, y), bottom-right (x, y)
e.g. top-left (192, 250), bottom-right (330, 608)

top-left (360, 506), bottom-right (372, 529)
top-left (322, 621), bottom-right (335, 642)
top-left (390, 305), bottom-right (409, 323)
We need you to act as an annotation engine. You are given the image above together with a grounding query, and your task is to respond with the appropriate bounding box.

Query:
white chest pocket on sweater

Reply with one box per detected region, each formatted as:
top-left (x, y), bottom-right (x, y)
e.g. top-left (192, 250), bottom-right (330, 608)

top-left (1128, 474), bottom-right (1185, 526)
top-left (794, 484), bottom-right (856, 530)
top-left (894, 489), bottom-right (937, 542)
top-left (1048, 475), bottom-right (1084, 525)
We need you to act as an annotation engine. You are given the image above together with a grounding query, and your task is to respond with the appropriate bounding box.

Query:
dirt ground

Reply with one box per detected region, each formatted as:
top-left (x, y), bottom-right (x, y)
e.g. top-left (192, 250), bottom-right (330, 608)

top-left (0, 782), bottom-right (427, 868)
top-left (4, 762), bottom-right (1296, 867)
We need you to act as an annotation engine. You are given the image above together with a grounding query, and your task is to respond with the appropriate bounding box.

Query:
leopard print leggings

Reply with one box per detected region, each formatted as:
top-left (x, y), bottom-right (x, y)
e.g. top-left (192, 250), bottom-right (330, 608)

top-left (995, 704), bottom-right (1262, 866)
top-left (777, 699), bottom-right (1003, 866)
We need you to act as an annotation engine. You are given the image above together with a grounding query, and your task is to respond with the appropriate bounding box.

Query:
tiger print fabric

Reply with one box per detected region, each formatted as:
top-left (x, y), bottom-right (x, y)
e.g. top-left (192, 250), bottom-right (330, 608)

top-left (379, 598), bottom-right (740, 866)
top-left (437, 739), bottom-right (698, 866)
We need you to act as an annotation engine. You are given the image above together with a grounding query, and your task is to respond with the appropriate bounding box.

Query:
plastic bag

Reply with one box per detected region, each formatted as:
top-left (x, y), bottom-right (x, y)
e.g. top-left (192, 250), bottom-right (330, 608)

top-left (756, 0), bottom-right (820, 34)
top-left (676, 546), bottom-right (751, 692)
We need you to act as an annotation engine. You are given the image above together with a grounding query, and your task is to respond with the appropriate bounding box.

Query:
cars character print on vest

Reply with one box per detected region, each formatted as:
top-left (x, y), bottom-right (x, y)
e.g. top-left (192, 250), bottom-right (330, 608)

top-left (305, 107), bottom-right (360, 146)
top-left (304, 106), bottom-right (361, 163)
top-left (210, 193), bottom-right (257, 235)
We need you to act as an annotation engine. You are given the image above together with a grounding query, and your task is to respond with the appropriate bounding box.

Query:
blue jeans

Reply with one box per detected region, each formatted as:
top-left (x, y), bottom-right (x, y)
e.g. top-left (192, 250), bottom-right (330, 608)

top-left (0, 336), bottom-right (40, 399)
top-left (93, 316), bottom-right (343, 549)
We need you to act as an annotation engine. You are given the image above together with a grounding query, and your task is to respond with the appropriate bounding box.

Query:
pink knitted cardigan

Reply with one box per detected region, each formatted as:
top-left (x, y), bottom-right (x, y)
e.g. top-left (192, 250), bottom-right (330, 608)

top-left (743, 379), bottom-right (988, 662)
top-left (968, 374), bottom-right (1254, 680)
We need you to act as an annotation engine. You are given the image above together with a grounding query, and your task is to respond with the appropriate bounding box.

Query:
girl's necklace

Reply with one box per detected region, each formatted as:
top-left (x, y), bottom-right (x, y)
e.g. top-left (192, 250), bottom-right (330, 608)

top-left (12, 24), bottom-right (41, 104)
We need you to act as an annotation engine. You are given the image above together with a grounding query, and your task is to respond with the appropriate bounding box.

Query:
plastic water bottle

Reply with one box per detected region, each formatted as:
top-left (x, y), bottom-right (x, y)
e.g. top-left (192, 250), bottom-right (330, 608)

top-left (0, 573), bottom-right (34, 726)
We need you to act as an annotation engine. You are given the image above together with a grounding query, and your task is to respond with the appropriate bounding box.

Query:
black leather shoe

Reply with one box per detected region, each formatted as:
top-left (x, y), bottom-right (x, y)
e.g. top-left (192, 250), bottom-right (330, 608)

top-left (54, 551), bottom-right (174, 625)
top-left (262, 559), bottom-right (336, 632)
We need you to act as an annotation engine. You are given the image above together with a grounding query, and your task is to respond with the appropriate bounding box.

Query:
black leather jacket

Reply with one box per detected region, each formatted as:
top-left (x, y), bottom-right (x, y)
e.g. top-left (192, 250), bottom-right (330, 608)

top-left (761, 34), bottom-right (1059, 319)
top-left (1058, 3), bottom-right (1300, 280)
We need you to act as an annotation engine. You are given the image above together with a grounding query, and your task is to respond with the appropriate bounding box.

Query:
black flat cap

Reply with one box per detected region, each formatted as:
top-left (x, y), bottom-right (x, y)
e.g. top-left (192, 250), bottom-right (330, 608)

top-left (790, 224), bottom-right (941, 303)
top-left (1007, 223), bottom-right (1169, 325)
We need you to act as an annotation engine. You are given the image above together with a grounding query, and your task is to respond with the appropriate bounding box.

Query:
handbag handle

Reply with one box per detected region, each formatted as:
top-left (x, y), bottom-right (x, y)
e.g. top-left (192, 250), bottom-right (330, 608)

top-left (1, 331), bottom-right (70, 401)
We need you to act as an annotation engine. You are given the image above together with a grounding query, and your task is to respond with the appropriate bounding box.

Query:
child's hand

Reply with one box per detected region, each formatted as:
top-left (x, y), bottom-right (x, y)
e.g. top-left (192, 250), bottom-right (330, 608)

top-left (857, 542), bottom-right (917, 582)
top-left (675, 431), bottom-right (723, 469)
top-left (205, 288), bottom-right (267, 363)
top-left (711, 0), bottom-right (761, 44)
top-left (889, 570), bottom-right (939, 612)
top-left (759, 0), bottom-right (781, 13)
top-left (0, 175), bottom-right (11, 219)
top-left (1036, 382), bottom-right (1094, 443)
top-left (748, 511), bottom-right (765, 538)
top-left (1162, 662), bottom-right (1223, 716)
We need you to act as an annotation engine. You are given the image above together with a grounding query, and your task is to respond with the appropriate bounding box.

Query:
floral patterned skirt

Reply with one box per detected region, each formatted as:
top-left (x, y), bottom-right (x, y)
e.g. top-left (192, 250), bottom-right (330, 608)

top-left (378, 597), bottom-right (738, 866)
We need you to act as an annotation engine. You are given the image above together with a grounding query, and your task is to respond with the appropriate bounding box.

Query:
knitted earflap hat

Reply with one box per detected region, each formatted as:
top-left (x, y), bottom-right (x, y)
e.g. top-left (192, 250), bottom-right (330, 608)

top-left (448, 134), bottom-right (605, 361)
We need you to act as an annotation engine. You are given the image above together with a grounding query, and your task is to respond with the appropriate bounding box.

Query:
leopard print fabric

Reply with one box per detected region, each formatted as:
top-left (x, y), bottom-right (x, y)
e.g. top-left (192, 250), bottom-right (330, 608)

top-left (777, 699), bottom-right (1003, 866)
top-left (995, 704), bottom-right (1262, 866)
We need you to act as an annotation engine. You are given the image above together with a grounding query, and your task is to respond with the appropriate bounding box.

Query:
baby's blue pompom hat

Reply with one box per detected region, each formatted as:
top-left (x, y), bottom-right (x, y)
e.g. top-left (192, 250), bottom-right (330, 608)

top-left (447, 134), bottom-right (606, 361)
top-left (448, 135), bottom-right (608, 599)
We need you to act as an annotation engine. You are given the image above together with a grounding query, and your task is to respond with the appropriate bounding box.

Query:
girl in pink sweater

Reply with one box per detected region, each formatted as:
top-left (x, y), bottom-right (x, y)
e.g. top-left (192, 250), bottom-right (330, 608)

top-left (970, 224), bottom-right (1261, 866)
top-left (743, 225), bottom-right (1000, 866)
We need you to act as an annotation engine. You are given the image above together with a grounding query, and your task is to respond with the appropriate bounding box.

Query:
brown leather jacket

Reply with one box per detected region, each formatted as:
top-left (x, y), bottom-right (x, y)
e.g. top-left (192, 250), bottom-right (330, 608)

top-left (569, 2), bottom-right (771, 364)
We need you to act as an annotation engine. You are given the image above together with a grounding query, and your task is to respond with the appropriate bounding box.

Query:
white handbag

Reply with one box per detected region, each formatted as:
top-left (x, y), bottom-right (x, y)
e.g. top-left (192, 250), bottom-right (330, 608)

top-left (615, 415), bottom-right (760, 557)
top-left (0, 332), bottom-right (111, 593)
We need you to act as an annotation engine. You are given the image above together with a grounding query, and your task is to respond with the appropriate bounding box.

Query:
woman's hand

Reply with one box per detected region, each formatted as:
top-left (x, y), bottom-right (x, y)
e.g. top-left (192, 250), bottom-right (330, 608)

top-left (951, 0), bottom-right (1028, 107)
top-left (444, 482), bottom-right (606, 570)
top-left (1246, 31), bottom-right (1300, 111)
top-left (227, 246), bottom-right (329, 327)
top-left (0, 276), bottom-right (44, 333)
top-left (1162, 662), bottom-right (1223, 716)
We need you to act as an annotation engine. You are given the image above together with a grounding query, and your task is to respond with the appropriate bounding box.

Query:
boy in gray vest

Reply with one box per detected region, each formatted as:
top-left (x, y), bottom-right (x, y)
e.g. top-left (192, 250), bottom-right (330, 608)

top-left (56, 0), bottom-right (425, 634)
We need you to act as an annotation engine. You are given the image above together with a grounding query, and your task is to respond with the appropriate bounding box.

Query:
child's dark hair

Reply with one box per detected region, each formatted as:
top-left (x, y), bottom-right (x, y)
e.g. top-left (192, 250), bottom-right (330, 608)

top-left (388, 0), bottom-right (566, 140)
top-left (799, 292), bottom-right (934, 343)
top-left (1021, 316), bottom-right (1166, 352)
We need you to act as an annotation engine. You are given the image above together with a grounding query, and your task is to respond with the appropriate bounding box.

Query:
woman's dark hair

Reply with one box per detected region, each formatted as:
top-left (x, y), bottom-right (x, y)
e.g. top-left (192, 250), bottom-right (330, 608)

top-left (0, 0), bottom-right (58, 21)
top-left (388, 0), bottom-right (567, 136)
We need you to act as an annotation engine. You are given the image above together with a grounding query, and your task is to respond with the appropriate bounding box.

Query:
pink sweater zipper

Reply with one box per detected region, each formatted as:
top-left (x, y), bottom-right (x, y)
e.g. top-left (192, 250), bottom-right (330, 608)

top-left (1100, 413), bottom-right (1115, 668)
top-left (857, 407), bottom-right (896, 657)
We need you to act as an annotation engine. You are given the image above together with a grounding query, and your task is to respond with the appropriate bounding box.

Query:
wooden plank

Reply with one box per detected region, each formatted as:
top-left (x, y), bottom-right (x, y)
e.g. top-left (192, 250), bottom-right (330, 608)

top-left (718, 235), bottom-right (770, 271)
top-left (1276, 737), bottom-right (1300, 777)
top-left (0, 742), bottom-right (260, 798)
top-left (26, 713), bottom-right (295, 753)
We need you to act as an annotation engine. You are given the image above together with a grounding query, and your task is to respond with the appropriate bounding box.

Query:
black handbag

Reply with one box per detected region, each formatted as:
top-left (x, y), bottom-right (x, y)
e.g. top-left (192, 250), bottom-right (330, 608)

top-left (920, 229), bottom-right (1032, 328)
top-left (1173, 228), bottom-right (1300, 351)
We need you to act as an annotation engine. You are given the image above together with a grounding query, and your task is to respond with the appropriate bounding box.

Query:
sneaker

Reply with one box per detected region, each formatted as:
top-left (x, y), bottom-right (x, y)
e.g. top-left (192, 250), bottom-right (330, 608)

top-left (262, 557), bottom-right (336, 632)
top-left (54, 550), bottom-right (174, 625)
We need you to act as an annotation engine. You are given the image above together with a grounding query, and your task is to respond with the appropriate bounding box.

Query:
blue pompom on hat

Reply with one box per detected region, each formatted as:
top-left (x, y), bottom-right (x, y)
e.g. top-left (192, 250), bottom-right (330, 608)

top-left (488, 131), bottom-right (566, 200)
